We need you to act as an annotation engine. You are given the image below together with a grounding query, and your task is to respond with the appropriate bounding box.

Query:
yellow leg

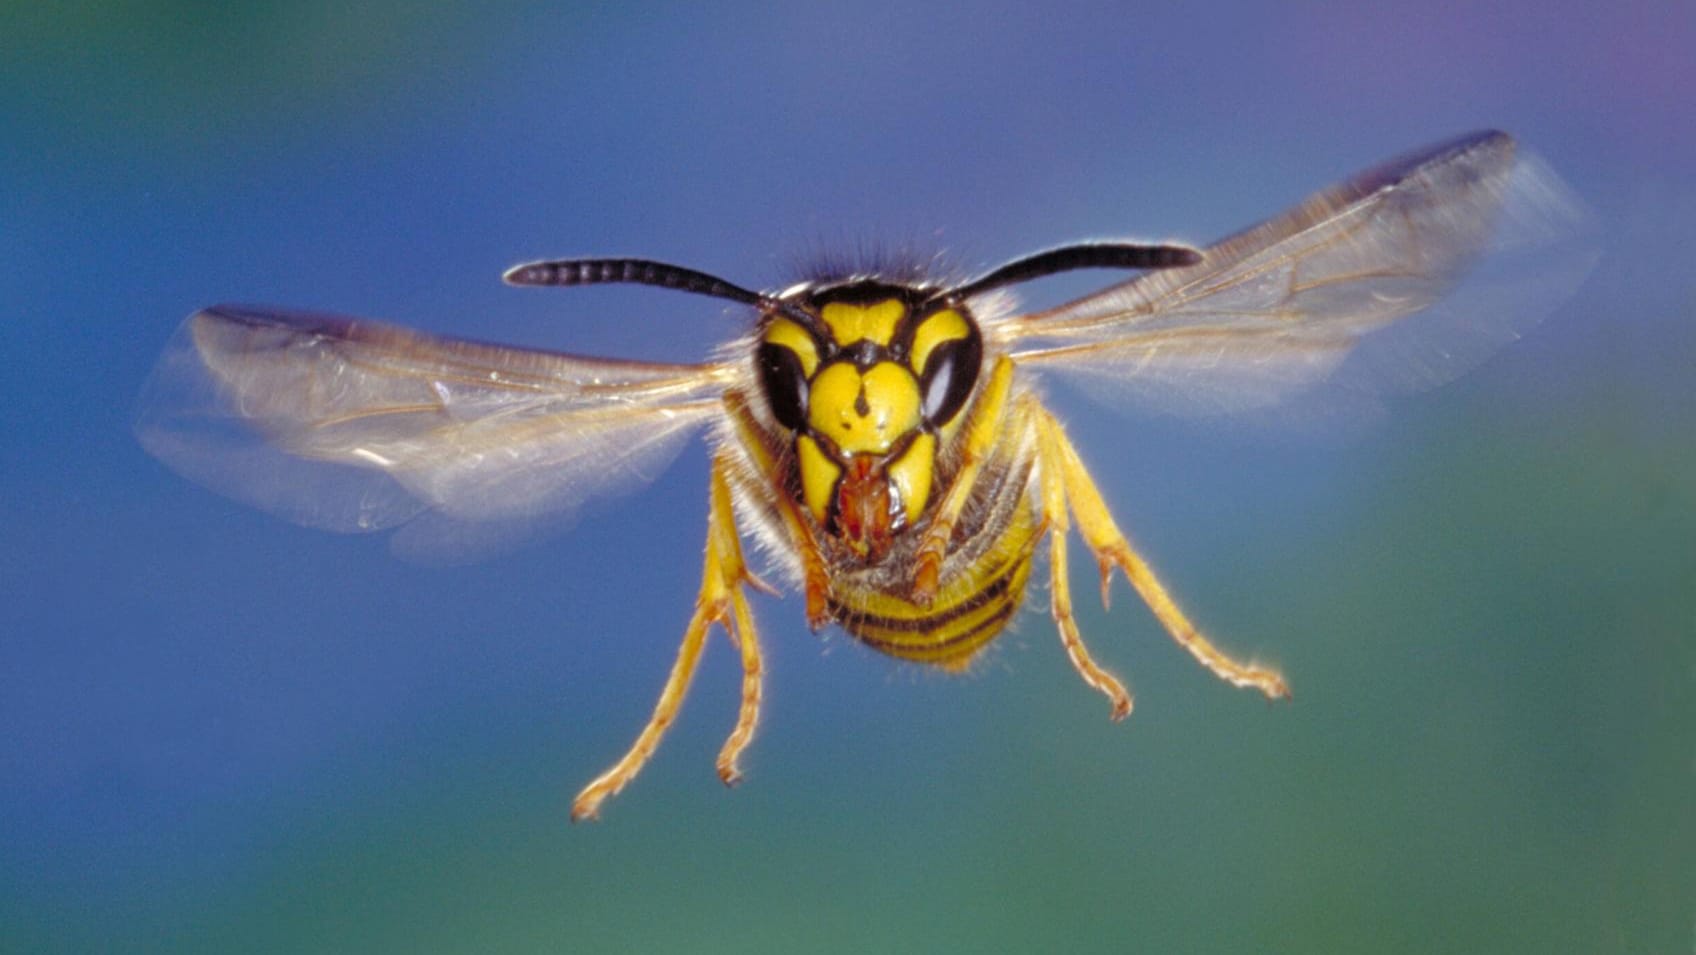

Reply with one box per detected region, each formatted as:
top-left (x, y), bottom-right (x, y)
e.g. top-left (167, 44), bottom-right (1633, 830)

top-left (1037, 412), bottom-right (1290, 701)
top-left (716, 586), bottom-right (763, 785)
top-left (772, 493), bottom-right (831, 630)
top-left (1035, 409), bottom-right (1133, 719)
top-left (571, 452), bottom-right (766, 821)
top-left (913, 355), bottom-right (1015, 603)
top-left (724, 391), bottom-right (832, 628)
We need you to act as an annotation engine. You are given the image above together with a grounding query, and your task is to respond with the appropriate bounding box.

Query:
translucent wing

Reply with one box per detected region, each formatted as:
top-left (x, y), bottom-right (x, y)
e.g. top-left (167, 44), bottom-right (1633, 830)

top-left (996, 130), bottom-right (1595, 418)
top-left (136, 304), bottom-right (734, 561)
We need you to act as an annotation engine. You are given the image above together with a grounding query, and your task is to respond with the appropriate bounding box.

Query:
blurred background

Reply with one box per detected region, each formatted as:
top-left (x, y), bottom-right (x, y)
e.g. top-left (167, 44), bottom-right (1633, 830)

top-left (3, 1), bottom-right (1691, 951)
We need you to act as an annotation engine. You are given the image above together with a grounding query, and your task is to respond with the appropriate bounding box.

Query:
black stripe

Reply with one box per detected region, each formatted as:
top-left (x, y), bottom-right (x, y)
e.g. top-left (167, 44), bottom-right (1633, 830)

top-left (852, 598), bottom-right (1020, 660)
top-left (828, 550), bottom-right (1026, 635)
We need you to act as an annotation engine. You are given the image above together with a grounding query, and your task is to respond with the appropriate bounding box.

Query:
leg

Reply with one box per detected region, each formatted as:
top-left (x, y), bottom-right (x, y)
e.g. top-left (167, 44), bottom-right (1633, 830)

top-left (724, 391), bottom-right (832, 628)
top-left (771, 493), bottom-right (831, 630)
top-left (913, 355), bottom-right (1015, 603)
top-left (715, 586), bottom-right (763, 785)
top-left (571, 452), bottom-right (766, 821)
top-left (1037, 411), bottom-right (1290, 701)
top-left (1035, 410), bottom-right (1134, 719)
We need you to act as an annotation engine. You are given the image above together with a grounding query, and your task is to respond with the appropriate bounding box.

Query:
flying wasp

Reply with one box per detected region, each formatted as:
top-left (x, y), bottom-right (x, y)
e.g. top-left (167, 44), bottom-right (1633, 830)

top-left (137, 130), bottom-right (1584, 819)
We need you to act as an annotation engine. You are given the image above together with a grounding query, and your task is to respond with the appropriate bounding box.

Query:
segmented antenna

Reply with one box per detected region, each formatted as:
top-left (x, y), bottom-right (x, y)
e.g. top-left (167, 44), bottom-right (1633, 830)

top-left (503, 257), bottom-right (770, 306)
top-left (941, 242), bottom-right (1201, 303)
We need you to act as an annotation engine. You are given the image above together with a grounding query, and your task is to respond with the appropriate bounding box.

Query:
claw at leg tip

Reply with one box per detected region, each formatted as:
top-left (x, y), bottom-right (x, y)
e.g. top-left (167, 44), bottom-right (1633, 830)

top-left (743, 567), bottom-right (780, 597)
top-left (805, 592), bottom-right (829, 631)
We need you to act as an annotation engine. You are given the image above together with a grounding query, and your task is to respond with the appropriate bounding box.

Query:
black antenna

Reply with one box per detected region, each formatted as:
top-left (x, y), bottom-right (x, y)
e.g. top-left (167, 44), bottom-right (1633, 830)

top-left (939, 242), bottom-right (1201, 303)
top-left (502, 257), bottom-right (774, 305)
top-left (505, 256), bottom-right (827, 328)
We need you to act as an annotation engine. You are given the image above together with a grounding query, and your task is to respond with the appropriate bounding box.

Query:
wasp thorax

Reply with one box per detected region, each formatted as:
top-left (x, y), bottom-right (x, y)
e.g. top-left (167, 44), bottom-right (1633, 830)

top-left (755, 289), bottom-right (983, 561)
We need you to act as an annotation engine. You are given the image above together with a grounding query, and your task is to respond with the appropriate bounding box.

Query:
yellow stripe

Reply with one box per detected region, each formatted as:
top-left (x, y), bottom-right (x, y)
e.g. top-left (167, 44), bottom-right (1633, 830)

top-left (820, 300), bottom-right (906, 347)
top-left (886, 431), bottom-right (936, 523)
top-left (796, 434), bottom-right (838, 526)
top-left (762, 317), bottom-right (820, 376)
top-left (910, 308), bottom-right (970, 376)
top-left (832, 505), bottom-right (1039, 667)
top-left (842, 557), bottom-right (1033, 668)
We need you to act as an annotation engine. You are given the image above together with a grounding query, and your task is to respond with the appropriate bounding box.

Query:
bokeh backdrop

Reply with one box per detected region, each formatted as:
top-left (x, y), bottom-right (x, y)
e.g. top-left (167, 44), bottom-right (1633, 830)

top-left (3, 2), bottom-right (1692, 951)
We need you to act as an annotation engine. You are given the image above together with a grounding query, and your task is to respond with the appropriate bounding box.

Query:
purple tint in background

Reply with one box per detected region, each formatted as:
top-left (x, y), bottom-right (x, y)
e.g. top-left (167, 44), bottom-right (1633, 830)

top-left (1, 1), bottom-right (1691, 951)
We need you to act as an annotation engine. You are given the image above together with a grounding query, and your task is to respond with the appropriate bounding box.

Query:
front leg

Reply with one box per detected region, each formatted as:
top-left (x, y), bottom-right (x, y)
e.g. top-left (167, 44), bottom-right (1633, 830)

top-left (570, 451), bottom-right (767, 821)
top-left (912, 355), bottom-right (1015, 603)
top-left (723, 390), bottom-right (833, 629)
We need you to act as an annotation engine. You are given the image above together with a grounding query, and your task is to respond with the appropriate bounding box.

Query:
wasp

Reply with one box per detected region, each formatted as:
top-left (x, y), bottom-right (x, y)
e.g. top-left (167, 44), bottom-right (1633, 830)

top-left (138, 130), bottom-right (1578, 819)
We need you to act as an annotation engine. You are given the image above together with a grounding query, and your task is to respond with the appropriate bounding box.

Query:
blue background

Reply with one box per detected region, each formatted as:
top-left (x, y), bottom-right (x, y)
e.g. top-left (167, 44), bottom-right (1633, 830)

top-left (3, 2), bottom-right (1692, 951)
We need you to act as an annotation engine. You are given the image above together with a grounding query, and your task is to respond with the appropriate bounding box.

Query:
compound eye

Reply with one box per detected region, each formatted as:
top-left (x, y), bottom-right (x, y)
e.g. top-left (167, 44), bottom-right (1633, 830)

top-left (757, 342), bottom-right (810, 432)
top-left (918, 333), bottom-right (982, 426)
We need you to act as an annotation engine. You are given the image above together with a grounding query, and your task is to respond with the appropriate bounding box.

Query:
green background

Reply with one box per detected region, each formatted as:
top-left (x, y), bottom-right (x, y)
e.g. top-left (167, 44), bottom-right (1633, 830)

top-left (3, 1), bottom-right (1691, 951)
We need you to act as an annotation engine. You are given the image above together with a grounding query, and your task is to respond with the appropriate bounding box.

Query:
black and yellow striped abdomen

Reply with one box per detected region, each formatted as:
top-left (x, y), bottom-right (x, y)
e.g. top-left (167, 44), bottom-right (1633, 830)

top-left (827, 504), bottom-right (1037, 669)
top-left (824, 443), bottom-right (1041, 670)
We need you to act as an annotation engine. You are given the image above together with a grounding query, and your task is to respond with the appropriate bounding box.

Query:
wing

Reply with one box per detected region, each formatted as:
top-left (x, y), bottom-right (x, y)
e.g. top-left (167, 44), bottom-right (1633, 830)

top-left (136, 304), bottom-right (735, 560)
top-left (995, 130), bottom-right (1595, 418)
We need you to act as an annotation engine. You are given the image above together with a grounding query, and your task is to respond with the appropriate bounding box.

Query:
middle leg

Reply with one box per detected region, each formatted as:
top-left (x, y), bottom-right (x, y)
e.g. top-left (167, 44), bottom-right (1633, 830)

top-left (1037, 411), bottom-right (1289, 700)
top-left (1034, 405), bottom-right (1133, 718)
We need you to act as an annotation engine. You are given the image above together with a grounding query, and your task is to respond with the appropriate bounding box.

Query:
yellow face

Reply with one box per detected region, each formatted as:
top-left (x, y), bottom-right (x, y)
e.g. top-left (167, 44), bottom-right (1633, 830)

top-left (756, 287), bottom-right (983, 560)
